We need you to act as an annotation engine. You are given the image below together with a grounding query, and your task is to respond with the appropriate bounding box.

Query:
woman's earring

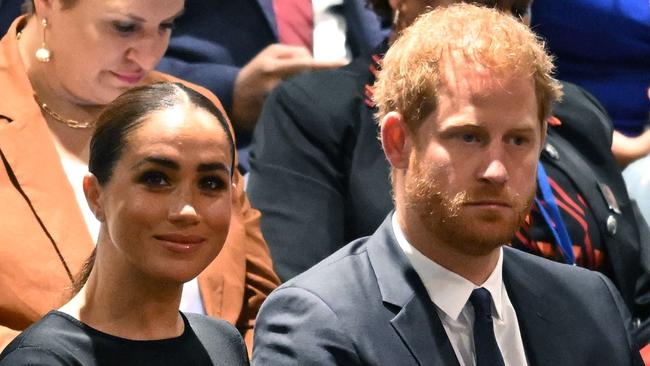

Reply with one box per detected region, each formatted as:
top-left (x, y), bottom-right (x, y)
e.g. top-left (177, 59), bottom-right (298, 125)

top-left (35, 18), bottom-right (51, 63)
top-left (393, 9), bottom-right (400, 28)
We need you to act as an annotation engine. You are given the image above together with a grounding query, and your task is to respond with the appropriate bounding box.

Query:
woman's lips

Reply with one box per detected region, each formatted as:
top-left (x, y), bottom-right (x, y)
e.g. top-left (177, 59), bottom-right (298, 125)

top-left (154, 234), bottom-right (206, 253)
top-left (111, 71), bottom-right (145, 85)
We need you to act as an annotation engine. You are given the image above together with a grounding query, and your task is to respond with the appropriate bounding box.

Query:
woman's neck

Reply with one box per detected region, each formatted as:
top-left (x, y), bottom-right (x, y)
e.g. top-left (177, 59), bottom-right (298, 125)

top-left (60, 249), bottom-right (185, 340)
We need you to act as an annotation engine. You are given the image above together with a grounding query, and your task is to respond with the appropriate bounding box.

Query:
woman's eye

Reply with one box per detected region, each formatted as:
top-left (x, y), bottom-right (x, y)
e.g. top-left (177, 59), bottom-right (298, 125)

top-left (112, 21), bottom-right (137, 34)
top-left (199, 176), bottom-right (226, 192)
top-left (139, 171), bottom-right (170, 188)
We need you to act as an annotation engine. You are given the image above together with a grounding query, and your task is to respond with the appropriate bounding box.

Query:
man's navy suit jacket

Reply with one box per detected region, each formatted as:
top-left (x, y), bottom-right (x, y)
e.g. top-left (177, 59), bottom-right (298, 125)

top-left (156, 0), bottom-right (386, 113)
top-left (253, 215), bottom-right (642, 365)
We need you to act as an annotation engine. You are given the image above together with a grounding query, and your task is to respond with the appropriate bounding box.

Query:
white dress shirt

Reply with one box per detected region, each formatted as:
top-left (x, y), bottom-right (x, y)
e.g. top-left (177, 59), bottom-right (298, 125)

top-left (392, 213), bottom-right (528, 366)
top-left (312, 0), bottom-right (351, 61)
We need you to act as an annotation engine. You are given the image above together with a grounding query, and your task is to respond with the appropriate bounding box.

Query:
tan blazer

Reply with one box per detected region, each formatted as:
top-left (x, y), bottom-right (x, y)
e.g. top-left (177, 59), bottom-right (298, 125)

top-left (0, 17), bottom-right (279, 350)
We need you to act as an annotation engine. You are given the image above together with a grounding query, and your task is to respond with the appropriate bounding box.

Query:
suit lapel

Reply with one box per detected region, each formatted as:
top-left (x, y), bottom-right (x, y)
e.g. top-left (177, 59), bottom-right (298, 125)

top-left (0, 19), bottom-right (93, 279)
top-left (255, 0), bottom-right (279, 40)
top-left (391, 296), bottom-right (461, 366)
top-left (367, 215), bottom-right (460, 365)
top-left (503, 248), bottom-right (565, 366)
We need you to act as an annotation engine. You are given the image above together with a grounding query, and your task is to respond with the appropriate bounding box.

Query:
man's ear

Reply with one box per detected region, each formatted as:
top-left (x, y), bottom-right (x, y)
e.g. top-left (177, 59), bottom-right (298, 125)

top-left (539, 119), bottom-right (548, 154)
top-left (83, 173), bottom-right (105, 222)
top-left (380, 111), bottom-right (411, 170)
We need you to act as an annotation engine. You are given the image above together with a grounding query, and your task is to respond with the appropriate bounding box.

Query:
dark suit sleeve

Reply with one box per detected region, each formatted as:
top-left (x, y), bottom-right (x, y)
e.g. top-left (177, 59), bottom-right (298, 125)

top-left (576, 84), bottom-right (650, 347)
top-left (596, 272), bottom-right (645, 365)
top-left (247, 76), bottom-right (352, 281)
top-left (630, 200), bottom-right (650, 346)
top-left (252, 287), bottom-right (361, 365)
top-left (185, 314), bottom-right (250, 366)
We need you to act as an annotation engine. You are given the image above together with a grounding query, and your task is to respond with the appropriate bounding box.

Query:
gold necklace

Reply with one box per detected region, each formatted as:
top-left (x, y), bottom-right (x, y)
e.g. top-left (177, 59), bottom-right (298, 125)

top-left (34, 94), bottom-right (96, 129)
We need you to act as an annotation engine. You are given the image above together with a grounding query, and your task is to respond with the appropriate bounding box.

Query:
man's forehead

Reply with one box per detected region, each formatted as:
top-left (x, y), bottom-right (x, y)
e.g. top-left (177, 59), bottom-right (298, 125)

top-left (438, 58), bottom-right (532, 98)
top-left (430, 60), bottom-right (540, 129)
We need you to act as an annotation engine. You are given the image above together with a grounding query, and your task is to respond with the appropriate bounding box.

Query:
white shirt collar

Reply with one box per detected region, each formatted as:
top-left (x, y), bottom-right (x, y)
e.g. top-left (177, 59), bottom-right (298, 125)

top-left (313, 0), bottom-right (343, 12)
top-left (392, 212), bottom-right (505, 321)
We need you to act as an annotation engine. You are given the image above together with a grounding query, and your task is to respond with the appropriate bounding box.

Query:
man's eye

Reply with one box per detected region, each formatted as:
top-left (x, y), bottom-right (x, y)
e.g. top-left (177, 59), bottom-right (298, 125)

top-left (509, 136), bottom-right (528, 146)
top-left (199, 176), bottom-right (226, 192)
top-left (461, 133), bottom-right (478, 143)
top-left (139, 171), bottom-right (170, 187)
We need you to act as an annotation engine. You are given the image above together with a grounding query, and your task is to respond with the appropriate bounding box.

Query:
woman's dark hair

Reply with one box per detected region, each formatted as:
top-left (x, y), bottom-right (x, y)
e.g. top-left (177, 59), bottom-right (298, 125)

top-left (89, 82), bottom-right (235, 186)
top-left (72, 82), bottom-right (236, 295)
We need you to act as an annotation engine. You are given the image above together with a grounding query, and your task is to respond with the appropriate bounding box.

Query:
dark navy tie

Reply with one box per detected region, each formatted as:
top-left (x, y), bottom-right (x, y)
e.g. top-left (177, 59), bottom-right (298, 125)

top-left (469, 288), bottom-right (506, 366)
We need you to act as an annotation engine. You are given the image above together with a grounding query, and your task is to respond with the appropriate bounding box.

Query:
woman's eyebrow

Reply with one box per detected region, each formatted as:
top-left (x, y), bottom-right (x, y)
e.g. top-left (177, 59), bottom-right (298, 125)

top-left (131, 156), bottom-right (179, 170)
top-left (197, 162), bottom-right (229, 174)
top-left (131, 158), bottom-right (229, 174)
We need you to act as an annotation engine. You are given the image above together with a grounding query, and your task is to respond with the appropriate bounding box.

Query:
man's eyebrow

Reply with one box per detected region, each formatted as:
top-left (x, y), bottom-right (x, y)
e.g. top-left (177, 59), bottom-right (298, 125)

top-left (438, 121), bottom-right (483, 130)
top-left (508, 127), bottom-right (536, 133)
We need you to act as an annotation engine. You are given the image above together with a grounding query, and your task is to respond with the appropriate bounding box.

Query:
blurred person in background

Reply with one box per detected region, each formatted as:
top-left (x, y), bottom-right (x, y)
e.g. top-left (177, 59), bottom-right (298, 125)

top-left (156, 0), bottom-right (389, 170)
top-left (531, 0), bottom-right (650, 167)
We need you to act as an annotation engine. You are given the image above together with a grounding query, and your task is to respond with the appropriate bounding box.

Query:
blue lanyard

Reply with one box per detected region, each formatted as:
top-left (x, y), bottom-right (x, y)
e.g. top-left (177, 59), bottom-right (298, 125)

top-left (535, 162), bottom-right (575, 265)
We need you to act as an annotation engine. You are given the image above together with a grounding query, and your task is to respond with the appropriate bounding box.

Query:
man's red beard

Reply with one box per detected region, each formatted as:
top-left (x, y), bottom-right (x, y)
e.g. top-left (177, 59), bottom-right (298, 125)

top-left (404, 161), bottom-right (535, 256)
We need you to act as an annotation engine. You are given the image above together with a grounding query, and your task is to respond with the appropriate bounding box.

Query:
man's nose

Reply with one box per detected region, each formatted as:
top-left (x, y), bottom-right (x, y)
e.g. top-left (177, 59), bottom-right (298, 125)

top-left (479, 147), bottom-right (509, 185)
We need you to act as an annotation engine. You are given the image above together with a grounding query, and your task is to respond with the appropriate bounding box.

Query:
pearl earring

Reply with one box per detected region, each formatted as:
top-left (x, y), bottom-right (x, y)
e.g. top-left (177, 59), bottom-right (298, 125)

top-left (35, 18), bottom-right (51, 63)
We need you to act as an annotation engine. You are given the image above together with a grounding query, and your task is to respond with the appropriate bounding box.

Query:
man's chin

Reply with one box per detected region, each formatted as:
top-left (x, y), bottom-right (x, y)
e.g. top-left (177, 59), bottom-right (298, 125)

top-left (452, 230), bottom-right (513, 257)
top-left (426, 216), bottom-right (519, 257)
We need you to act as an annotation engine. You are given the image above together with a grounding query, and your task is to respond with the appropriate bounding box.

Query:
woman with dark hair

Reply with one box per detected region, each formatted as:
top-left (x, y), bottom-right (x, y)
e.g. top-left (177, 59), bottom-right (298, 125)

top-left (0, 82), bottom-right (248, 365)
top-left (0, 0), bottom-right (278, 351)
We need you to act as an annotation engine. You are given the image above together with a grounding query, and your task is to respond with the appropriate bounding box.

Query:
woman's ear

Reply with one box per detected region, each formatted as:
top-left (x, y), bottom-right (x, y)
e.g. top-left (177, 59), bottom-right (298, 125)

top-left (32, 0), bottom-right (55, 17)
top-left (380, 111), bottom-right (412, 170)
top-left (83, 173), bottom-right (105, 222)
